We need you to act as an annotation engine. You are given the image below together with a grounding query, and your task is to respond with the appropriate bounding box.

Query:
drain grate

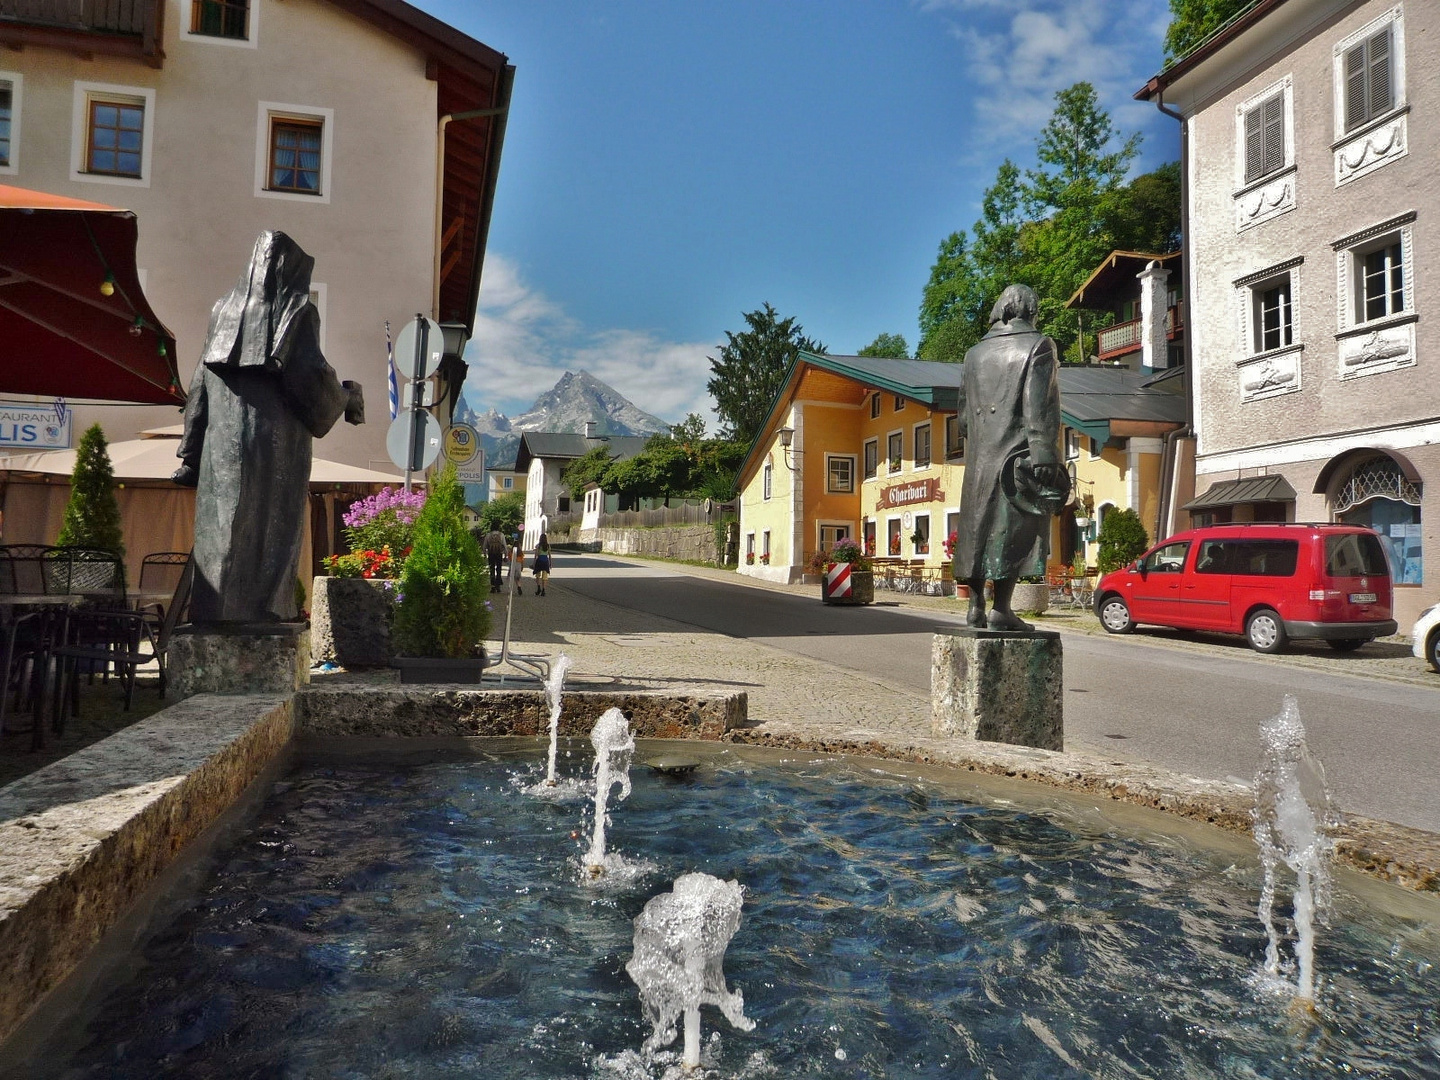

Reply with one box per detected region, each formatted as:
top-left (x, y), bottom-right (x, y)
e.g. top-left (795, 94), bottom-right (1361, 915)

top-left (1103, 733), bottom-right (1130, 740)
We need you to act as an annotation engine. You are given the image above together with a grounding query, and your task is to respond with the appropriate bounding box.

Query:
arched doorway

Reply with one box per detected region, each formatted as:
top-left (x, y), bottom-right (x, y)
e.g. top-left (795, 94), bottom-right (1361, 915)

top-left (1327, 452), bottom-right (1423, 584)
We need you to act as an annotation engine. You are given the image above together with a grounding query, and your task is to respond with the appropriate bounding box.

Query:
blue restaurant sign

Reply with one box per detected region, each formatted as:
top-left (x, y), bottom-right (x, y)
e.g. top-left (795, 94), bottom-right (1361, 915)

top-left (0, 400), bottom-right (72, 450)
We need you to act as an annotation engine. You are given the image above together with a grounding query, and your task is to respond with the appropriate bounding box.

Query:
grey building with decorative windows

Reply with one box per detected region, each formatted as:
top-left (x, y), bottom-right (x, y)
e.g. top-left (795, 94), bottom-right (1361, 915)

top-left (1139, 0), bottom-right (1436, 626)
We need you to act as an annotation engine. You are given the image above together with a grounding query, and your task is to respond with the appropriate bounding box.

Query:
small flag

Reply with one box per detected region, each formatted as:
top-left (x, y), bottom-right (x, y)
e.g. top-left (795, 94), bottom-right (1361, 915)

top-left (386, 320), bottom-right (399, 420)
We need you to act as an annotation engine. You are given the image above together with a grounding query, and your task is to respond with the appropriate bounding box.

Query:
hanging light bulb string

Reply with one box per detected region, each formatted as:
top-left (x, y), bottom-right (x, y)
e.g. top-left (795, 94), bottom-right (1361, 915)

top-left (80, 212), bottom-right (179, 373)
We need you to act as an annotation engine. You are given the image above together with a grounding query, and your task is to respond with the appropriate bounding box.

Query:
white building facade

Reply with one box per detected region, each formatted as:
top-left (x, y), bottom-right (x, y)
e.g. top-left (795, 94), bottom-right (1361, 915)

top-left (0, 0), bottom-right (511, 474)
top-left (1141, 0), bottom-right (1438, 627)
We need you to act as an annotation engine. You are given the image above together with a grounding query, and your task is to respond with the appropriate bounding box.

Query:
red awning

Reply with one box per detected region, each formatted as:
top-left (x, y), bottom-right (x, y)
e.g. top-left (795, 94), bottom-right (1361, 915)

top-left (0, 183), bottom-right (183, 405)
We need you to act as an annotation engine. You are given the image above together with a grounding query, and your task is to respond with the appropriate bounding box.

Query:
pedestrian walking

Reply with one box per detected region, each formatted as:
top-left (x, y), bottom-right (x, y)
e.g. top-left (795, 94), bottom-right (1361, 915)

top-left (483, 527), bottom-right (506, 593)
top-left (533, 533), bottom-right (552, 595)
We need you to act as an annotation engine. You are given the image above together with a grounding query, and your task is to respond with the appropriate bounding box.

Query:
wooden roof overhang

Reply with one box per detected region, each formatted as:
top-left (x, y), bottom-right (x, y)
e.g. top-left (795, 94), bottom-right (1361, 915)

top-left (0, 0), bottom-right (165, 67)
top-left (329, 0), bottom-right (513, 334)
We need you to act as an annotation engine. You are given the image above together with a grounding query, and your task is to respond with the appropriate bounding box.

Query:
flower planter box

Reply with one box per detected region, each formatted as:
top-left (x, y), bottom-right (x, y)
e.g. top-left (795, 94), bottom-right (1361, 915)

top-left (821, 564), bottom-right (874, 605)
top-left (310, 576), bottom-right (394, 668)
top-left (1011, 581), bottom-right (1049, 615)
top-left (392, 653), bottom-right (487, 684)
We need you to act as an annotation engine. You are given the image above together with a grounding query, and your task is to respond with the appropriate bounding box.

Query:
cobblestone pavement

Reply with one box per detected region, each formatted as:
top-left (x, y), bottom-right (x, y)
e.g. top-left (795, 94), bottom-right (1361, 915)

top-left (492, 571), bottom-right (932, 741)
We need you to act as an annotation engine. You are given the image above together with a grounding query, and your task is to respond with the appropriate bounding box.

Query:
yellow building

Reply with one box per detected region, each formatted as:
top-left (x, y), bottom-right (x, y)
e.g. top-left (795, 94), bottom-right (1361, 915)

top-left (735, 353), bottom-right (1186, 584)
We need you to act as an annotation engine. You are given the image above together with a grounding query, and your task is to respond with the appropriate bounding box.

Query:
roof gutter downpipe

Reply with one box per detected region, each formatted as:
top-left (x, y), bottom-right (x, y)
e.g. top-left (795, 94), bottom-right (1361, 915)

top-left (1150, 85), bottom-right (1191, 541)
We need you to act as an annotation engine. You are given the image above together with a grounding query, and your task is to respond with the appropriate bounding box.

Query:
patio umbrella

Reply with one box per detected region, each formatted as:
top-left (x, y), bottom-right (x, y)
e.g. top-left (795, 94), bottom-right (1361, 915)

top-left (0, 184), bottom-right (183, 405)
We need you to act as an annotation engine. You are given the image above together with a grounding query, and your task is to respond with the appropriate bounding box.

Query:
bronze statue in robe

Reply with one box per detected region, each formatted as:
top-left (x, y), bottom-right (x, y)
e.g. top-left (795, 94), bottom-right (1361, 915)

top-left (950, 284), bottom-right (1067, 631)
top-left (173, 231), bottom-right (363, 624)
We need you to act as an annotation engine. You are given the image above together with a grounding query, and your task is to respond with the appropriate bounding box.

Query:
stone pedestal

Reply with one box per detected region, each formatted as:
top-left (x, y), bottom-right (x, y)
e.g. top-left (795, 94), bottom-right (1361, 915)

top-left (310, 576), bottom-right (394, 667)
top-left (931, 628), bottom-right (1062, 750)
top-left (168, 623), bottom-right (310, 698)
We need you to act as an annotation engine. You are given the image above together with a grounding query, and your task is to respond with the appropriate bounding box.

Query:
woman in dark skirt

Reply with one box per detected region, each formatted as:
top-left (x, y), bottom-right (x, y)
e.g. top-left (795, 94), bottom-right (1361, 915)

top-left (533, 533), bottom-right (552, 595)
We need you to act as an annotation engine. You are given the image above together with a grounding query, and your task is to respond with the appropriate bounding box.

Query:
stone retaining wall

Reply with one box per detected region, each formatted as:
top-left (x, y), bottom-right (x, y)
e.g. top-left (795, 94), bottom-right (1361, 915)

top-left (298, 686), bottom-right (745, 740)
top-left (0, 694), bottom-right (295, 1046)
top-left (559, 524), bottom-right (720, 563)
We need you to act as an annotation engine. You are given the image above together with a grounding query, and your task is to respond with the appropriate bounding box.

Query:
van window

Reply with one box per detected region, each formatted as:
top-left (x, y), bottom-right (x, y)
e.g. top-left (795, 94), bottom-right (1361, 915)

top-left (1325, 533), bottom-right (1389, 577)
top-left (1194, 540), bottom-right (1229, 574)
top-left (1227, 539), bottom-right (1298, 577)
top-left (1146, 541), bottom-right (1190, 573)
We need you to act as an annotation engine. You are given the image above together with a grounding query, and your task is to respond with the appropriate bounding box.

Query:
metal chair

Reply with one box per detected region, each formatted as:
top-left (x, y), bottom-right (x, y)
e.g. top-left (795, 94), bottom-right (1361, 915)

top-left (43, 547), bottom-right (124, 599)
top-left (0, 549), bottom-right (70, 743)
top-left (0, 544), bottom-right (56, 595)
top-left (138, 551), bottom-right (191, 619)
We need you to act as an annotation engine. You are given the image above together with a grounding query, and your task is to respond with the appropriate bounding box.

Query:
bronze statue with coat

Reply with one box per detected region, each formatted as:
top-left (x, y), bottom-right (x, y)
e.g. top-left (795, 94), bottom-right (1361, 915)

top-left (950, 284), bottom-right (1067, 631)
top-left (173, 231), bottom-right (363, 624)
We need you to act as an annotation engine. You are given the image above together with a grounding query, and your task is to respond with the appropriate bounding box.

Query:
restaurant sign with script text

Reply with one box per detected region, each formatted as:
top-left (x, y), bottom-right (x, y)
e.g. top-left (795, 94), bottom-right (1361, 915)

top-left (880, 477), bottom-right (943, 508)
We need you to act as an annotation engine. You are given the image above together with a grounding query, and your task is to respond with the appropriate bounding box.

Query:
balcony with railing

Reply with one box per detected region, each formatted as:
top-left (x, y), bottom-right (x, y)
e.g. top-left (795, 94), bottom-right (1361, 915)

top-left (1095, 303), bottom-right (1186, 361)
top-left (0, 0), bottom-right (164, 64)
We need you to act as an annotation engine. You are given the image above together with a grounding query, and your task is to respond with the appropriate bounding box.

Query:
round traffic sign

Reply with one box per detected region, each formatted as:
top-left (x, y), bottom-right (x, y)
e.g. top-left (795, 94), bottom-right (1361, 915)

top-left (387, 410), bottom-right (441, 472)
top-left (443, 422), bottom-right (480, 466)
top-left (394, 315), bottom-right (444, 381)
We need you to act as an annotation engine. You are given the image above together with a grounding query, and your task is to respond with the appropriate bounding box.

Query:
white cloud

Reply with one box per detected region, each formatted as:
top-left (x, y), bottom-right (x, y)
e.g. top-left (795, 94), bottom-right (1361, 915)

top-left (462, 254), bottom-right (717, 427)
top-left (919, 0), bottom-right (1167, 156)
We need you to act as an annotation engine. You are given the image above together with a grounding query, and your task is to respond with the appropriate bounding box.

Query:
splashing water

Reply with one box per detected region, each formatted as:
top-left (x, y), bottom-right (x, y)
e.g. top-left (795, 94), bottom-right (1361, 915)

top-left (627, 873), bottom-right (756, 1071)
top-left (584, 708), bottom-right (634, 875)
top-left (543, 654), bottom-right (573, 786)
top-left (1253, 694), bottom-right (1337, 1003)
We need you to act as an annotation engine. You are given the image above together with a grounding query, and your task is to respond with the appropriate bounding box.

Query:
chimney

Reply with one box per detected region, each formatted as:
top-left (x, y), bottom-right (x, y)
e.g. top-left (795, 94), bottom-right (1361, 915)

top-left (585, 421), bottom-right (597, 439)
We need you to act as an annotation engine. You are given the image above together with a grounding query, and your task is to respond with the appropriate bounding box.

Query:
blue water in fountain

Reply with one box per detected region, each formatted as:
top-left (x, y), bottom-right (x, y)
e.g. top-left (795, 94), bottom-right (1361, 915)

top-left (8, 746), bottom-right (1437, 1079)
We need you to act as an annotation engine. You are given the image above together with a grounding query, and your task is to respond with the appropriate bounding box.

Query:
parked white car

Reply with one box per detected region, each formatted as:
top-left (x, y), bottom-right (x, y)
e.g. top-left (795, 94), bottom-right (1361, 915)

top-left (1413, 602), bottom-right (1440, 673)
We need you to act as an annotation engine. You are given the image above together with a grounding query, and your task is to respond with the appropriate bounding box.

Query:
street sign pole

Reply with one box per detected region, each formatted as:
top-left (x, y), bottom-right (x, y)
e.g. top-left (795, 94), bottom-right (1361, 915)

top-left (405, 313), bottom-right (427, 492)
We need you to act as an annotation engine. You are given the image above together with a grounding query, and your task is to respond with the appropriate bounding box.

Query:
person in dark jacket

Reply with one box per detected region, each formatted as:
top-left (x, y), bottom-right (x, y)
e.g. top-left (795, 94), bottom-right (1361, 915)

top-left (483, 528), bottom-right (506, 592)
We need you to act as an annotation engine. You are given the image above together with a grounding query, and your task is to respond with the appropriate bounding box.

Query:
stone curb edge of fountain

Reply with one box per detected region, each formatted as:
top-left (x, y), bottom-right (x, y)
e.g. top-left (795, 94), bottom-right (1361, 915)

top-left (723, 729), bottom-right (1440, 894)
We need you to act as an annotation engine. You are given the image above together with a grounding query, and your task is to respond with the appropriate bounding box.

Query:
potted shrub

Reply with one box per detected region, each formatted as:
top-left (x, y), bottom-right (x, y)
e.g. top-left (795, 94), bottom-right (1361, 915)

top-left (1074, 491), bottom-right (1095, 529)
top-left (821, 538), bottom-right (874, 605)
top-left (312, 486), bottom-right (426, 669)
top-left (390, 465), bottom-right (492, 682)
top-left (52, 423), bottom-right (126, 591)
top-left (1012, 574), bottom-right (1049, 614)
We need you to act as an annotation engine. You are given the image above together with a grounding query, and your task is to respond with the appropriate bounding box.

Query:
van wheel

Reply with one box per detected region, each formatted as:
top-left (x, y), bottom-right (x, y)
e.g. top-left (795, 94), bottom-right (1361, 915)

top-left (1427, 630), bottom-right (1440, 674)
top-left (1098, 595), bottom-right (1134, 634)
top-left (1327, 638), bottom-right (1367, 652)
top-left (1246, 609), bottom-right (1287, 653)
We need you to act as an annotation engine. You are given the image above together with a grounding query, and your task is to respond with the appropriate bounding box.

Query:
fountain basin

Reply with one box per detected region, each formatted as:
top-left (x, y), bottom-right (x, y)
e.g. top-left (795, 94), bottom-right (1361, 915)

top-left (2, 741), bottom-right (1437, 1077)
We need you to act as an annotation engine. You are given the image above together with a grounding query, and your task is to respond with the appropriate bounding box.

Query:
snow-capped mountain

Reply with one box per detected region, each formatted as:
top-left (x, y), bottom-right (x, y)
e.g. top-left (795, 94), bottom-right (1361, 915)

top-left (455, 370), bottom-right (671, 469)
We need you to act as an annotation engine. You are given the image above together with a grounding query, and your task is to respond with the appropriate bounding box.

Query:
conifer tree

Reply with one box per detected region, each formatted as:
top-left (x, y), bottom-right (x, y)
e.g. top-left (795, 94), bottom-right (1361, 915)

top-left (57, 423), bottom-right (125, 565)
top-left (392, 465), bottom-right (490, 658)
top-left (706, 304), bottom-right (825, 445)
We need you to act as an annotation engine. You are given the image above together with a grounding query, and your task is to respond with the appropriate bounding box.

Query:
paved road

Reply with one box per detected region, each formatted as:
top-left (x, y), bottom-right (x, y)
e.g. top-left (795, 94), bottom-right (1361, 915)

top-left (554, 555), bottom-right (1440, 833)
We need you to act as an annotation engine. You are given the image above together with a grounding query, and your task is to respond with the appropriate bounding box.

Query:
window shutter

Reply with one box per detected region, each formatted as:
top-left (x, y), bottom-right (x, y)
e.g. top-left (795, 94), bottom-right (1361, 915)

top-left (1345, 42), bottom-right (1367, 131)
top-left (1244, 105), bottom-right (1264, 184)
top-left (1368, 27), bottom-right (1392, 119)
top-left (1262, 94), bottom-right (1285, 175)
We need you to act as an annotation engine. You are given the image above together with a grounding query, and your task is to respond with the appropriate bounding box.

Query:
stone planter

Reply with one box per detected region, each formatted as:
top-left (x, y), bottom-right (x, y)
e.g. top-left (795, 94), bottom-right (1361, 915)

top-left (392, 653), bottom-right (487, 684)
top-left (821, 564), bottom-right (874, 606)
top-left (310, 576), bottom-right (395, 668)
top-left (1011, 581), bottom-right (1049, 614)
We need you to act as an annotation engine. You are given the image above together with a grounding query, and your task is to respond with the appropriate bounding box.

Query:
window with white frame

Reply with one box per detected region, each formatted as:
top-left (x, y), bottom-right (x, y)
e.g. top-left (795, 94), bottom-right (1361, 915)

top-left (1254, 275), bottom-right (1294, 352)
top-left (1064, 429), bottom-right (1081, 461)
top-left (870, 393), bottom-right (881, 419)
top-left (0, 72), bottom-right (20, 173)
top-left (1340, 20), bottom-right (1397, 133)
top-left (913, 423), bottom-right (931, 468)
top-left (746, 533), bottom-right (755, 561)
top-left (1243, 89), bottom-right (1286, 185)
top-left (886, 517), bottom-right (902, 556)
top-left (1336, 214), bottom-right (1414, 330)
top-left (944, 510), bottom-right (960, 553)
top-left (1088, 436), bottom-right (1102, 460)
top-left (944, 415), bottom-right (964, 461)
top-left (761, 530), bottom-right (771, 562)
top-left (256, 103), bottom-right (334, 202)
top-left (893, 394), bottom-right (905, 413)
top-left (1234, 257), bottom-right (1303, 394)
top-left (762, 461), bottom-right (772, 500)
top-left (71, 82), bottom-right (155, 186)
top-left (826, 454), bottom-right (856, 494)
top-left (184, 0), bottom-right (255, 45)
top-left (818, 524), bottom-right (849, 552)
top-left (886, 431), bottom-right (902, 472)
top-left (503, 477), bottom-right (513, 489)
top-left (912, 513), bottom-right (930, 556)
top-left (863, 438), bottom-right (878, 480)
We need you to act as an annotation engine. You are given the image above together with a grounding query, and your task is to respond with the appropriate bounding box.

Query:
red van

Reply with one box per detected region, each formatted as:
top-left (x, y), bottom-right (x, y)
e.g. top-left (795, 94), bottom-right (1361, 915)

top-left (1093, 523), bottom-right (1397, 653)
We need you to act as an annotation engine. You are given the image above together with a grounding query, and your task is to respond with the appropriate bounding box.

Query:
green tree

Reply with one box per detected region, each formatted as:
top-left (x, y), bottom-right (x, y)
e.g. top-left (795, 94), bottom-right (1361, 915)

top-left (57, 423), bottom-right (125, 568)
top-left (1106, 161), bottom-right (1182, 254)
top-left (706, 303), bottom-right (825, 445)
top-left (477, 490), bottom-right (524, 535)
top-left (1164, 0), bottom-right (1252, 62)
top-left (393, 464), bottom-right (490, 658)
top-left (1095, 507), bottom-right (1151, 575)
top-left (857, 333), bottom-right (909, 358)
top-left (560, 445), bottom-right (614, 498)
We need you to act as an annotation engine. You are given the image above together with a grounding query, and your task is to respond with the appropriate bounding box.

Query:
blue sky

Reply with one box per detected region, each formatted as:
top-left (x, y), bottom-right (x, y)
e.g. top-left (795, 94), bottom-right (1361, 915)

top-left (416, 0), bottom-right (1179, 427)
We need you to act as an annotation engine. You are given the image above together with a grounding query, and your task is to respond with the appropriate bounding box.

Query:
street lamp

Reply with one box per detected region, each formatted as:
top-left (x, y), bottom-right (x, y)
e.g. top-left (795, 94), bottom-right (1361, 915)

top-left (777, 426), bottom-right (797, 470)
